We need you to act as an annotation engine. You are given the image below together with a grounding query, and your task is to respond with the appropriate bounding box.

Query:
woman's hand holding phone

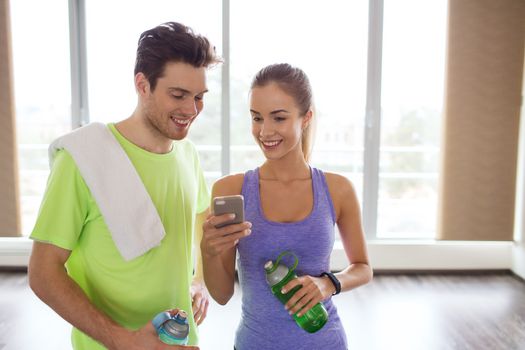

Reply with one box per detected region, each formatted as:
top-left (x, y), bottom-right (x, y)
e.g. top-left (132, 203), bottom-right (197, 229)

top-left (201, 195), bottom-right (252, 258)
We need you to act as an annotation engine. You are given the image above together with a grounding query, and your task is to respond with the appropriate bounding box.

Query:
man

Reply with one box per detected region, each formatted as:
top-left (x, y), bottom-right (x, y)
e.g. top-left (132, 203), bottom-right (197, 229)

top-left (28, 22), bottom-right (221, 350)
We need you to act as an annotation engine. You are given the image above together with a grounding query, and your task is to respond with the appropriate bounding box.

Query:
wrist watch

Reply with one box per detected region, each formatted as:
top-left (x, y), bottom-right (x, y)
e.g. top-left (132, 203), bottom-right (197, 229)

top-left (320, 271), bottom-right (341, 295)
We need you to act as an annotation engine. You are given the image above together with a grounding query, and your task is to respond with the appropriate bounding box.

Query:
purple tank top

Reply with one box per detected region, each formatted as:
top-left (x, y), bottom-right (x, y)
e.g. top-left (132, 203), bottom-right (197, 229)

top-left (235, 167), bottom-right (348, 350)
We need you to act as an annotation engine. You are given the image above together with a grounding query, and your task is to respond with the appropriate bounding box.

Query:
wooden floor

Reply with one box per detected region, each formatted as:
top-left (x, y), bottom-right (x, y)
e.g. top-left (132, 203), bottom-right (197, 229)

top-left (1, 271), bottom-right (524, 350)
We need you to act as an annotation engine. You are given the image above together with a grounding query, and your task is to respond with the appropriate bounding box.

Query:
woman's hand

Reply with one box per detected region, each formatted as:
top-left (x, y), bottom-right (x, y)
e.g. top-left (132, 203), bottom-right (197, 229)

top-left (200, 214), bottom-right (251, 258)
top-left (281, 275), bottom-right (336, 317)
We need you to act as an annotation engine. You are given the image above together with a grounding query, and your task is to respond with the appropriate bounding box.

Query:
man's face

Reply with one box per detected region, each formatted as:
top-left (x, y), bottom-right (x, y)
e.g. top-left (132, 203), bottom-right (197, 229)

top-left (141, 62), bottom-right (208, 141)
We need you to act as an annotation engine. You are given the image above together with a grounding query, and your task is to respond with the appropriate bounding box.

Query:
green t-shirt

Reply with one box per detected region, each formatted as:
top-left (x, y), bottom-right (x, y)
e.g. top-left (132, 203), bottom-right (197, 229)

top-left (30, 123), bottom-right (210, 349)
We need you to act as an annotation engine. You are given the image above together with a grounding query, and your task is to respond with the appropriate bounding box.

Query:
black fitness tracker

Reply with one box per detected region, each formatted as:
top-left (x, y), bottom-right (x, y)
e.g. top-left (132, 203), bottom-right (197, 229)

top-left (320, 272), bottom-right (341, 295)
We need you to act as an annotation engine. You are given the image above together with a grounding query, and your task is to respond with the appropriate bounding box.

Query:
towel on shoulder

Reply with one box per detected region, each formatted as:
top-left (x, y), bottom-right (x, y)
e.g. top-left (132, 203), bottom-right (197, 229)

top-left (48, 122), bottom-right (165, 261)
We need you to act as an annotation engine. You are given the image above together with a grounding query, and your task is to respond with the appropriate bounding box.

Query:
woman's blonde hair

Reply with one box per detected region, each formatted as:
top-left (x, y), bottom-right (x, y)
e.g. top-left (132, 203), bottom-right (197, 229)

top-left (251, 63), bottom-right (316, 162)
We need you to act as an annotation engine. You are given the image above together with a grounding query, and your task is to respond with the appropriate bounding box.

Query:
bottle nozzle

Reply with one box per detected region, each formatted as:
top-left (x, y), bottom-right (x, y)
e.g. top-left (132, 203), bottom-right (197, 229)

top-left (264, 260), bottom-right (274, 271)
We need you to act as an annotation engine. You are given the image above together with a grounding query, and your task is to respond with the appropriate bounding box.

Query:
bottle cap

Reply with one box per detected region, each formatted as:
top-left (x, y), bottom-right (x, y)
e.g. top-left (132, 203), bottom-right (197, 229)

top-left (264, 260), bottom-right (274, 272)
top-left (265, 264), bottom-right (290, 286)
top-left (174, 310), bottom-right (188, 325)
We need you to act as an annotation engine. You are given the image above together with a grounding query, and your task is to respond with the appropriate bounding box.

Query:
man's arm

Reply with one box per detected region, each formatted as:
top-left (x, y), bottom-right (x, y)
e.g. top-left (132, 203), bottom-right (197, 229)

top-left (28, 241), bottom-right (198, 350)
top-left (28, 242), bottom-right (126, 348)
top-left (191, 209), bottom-right (211, 325)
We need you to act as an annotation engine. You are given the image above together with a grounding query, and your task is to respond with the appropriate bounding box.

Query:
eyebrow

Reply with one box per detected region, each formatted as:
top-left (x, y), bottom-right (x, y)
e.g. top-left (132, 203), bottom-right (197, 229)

top-left (169, 87), bottom-right (209, 95)
top-left (250, 109), bottom-right (290, 115)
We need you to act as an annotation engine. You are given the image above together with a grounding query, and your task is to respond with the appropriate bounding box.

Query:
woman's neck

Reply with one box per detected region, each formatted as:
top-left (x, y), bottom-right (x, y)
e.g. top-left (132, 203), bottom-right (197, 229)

top-left (259, 155), bottom-right (310, 182)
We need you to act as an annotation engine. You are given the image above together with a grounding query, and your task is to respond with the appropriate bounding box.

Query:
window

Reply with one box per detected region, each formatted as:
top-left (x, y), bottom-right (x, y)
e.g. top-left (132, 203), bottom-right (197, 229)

top-left (230, 0), bottom-right (369, 207)
top-left (378, 0), bottom-right (446, 238)
top-left (12, 0), bottom-right (447, 239)
top-left (85, 0), bottom-right (223, 184)
top-left (11, 0), bottom-right (71, 234)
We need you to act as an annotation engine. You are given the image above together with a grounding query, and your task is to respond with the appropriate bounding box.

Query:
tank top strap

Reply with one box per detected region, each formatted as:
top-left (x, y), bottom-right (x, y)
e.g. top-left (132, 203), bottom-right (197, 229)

top-left (311, 167), bottom-right (337, 225)
top-left (241, 168), bottom-right (259, 215)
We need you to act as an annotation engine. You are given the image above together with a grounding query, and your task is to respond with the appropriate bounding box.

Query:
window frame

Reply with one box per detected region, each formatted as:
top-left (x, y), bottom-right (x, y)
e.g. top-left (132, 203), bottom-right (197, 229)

top-left (68, 0), bottom-right (438, 241)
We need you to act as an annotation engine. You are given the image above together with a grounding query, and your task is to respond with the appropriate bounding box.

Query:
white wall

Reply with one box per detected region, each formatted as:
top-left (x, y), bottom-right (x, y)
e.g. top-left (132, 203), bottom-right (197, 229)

top-left (513, 63), bottom-right (525, 280)
top-left (1, 237), bottom-right (514, 271)
top-left (514, 242), bottom-right (525, 279)
top-left (514, 147), bottom-right (525, 278)
top-left (513, 145), bottom-right (525, 278)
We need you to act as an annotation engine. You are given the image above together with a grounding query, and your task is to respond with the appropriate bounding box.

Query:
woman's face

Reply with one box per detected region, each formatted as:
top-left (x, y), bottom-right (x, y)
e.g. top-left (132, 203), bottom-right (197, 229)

top-left (250, 82), bottom-right (309, 161)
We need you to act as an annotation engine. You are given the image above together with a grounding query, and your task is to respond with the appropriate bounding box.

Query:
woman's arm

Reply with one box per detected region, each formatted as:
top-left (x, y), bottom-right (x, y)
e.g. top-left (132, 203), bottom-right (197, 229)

top-left (200, 174), bottom-right (252, 305)
top-left (328, 173), bottom-right (373, 292)
top-left (282, 173), bottom-right (372, 317)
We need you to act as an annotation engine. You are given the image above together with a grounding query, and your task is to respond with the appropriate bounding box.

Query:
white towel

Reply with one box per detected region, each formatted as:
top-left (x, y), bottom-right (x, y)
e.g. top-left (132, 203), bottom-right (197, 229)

top-left (48, 122), bottom-right (166, 261)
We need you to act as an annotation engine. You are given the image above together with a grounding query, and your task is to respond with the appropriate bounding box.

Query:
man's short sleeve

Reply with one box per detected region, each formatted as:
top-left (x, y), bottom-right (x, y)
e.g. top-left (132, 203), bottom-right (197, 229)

top-left (192, 147), bottom-right (210, 214)
top-left (30, 150), bottom-right (90, 250)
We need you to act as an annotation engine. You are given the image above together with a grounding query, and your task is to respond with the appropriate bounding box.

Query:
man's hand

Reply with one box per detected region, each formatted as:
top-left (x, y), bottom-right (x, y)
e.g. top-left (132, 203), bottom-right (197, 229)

top-left (112, 310), bottom-right (199, 350)
top-left (190, 280), bottom-right (210, 325)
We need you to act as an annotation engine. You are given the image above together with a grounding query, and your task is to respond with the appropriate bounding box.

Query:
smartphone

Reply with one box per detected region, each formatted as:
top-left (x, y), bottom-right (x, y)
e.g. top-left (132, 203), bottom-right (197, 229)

top-left (213, 195), bottom-right (245, 228)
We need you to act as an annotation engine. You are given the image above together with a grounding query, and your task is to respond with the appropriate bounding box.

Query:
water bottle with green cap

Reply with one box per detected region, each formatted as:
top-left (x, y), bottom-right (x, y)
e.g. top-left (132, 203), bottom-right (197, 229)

top-left (264, 251), bottom-right (328, 333)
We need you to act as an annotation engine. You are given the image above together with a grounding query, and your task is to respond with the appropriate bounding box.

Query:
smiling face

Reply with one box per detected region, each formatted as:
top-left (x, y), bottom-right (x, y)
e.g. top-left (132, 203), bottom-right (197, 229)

top-left (250, 82), bottom-right (311, 161)
top-left (138, 61), bottom-right (208, 141)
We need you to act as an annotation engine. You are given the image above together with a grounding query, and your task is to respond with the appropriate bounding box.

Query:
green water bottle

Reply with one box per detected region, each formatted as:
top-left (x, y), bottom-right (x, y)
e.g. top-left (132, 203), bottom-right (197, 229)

top-left (264, 251), bottom-right (328, 333)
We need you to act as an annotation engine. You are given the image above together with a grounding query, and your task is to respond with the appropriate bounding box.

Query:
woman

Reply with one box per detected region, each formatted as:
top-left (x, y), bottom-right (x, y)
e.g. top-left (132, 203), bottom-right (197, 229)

top-left (201, 63), bottom-right (372, 349)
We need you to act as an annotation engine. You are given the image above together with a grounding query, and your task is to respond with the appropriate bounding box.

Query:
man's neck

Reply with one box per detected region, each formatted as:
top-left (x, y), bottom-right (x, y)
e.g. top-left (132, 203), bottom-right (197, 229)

top-left (115, 113), bottom-right (173, 154)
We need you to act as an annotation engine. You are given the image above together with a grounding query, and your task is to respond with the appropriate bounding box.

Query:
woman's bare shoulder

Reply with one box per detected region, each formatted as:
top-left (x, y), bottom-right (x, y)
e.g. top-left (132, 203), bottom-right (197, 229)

top-left (323, 171), bottom-right (355, 193)
top-left (323, 171), bottom-right (359, 216)
top-left (212, 173), bottom-right (245, 196)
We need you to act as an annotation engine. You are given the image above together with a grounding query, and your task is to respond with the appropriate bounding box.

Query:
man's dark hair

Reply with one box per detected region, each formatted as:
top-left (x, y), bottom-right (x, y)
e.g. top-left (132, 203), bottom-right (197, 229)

top-left (134, 22), bottom-right (221, 91)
